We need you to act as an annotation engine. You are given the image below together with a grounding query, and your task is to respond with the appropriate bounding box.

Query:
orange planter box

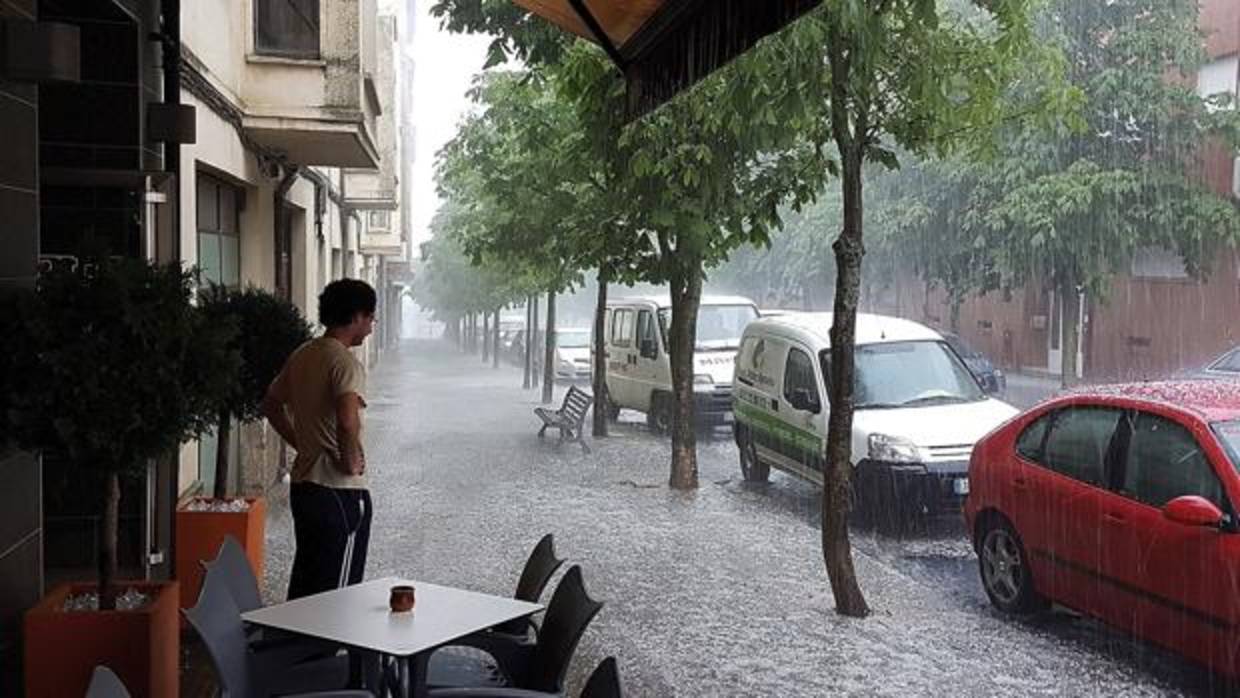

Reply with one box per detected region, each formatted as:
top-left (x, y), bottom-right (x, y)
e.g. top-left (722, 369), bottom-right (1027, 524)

top-left (175, 496), bottom-right (266, 610)
top-left (24, 581), bottom-right (179, 698)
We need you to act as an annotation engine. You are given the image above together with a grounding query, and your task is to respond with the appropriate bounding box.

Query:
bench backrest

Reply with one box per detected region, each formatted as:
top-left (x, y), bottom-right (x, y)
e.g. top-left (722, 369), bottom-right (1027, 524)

top-left (562, 386), bottom-right (592, 422)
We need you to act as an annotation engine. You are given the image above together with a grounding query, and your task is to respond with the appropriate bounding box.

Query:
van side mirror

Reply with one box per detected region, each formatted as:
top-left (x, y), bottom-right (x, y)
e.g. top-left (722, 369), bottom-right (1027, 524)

top-left (789, 388), bottom-right (820, 414)
top-left (639, 337), bottom-right (657, 359)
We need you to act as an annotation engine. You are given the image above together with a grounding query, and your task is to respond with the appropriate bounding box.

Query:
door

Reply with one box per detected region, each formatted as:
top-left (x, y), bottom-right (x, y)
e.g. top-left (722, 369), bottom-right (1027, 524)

top-left (772, 344), bottom-right (826, 484)
top-left (1046, 289), bottom-right (1085, 377)
top-left (605, 308), bottom-right (637, 409)
top-left (633, 309), bottom-right (662, 411)
top-left (1096, 410), bottom-right (1240, 671)
top-left (1013, 405), bottom-right (1122, 613)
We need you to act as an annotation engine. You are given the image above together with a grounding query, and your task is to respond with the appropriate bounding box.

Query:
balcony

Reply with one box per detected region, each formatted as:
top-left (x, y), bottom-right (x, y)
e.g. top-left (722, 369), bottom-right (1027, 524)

top-left (359, 210), bottom-right (403, 256)
top-left (238, 0), bottom-right (380, 168)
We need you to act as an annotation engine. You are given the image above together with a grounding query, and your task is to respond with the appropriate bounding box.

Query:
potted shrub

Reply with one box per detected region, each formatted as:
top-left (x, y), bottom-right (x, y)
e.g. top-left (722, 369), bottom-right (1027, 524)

top-left (12, 257), bottom-right (238, 698)
top-left (176, 285), bottom-right (310, 611)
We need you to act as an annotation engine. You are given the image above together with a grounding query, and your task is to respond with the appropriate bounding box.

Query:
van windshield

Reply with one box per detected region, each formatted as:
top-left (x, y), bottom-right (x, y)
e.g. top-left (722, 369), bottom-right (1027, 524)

top-left (822, 340), bottom-right (985, 409)
top-left (658, 304), bottom-right (758, 352)
top-left (557, 330), bottom-right (591, 349)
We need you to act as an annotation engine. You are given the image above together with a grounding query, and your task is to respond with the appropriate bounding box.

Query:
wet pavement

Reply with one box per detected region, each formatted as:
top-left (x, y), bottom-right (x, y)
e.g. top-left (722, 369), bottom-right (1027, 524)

top-left (262, 340), bottom-right (1221, 697)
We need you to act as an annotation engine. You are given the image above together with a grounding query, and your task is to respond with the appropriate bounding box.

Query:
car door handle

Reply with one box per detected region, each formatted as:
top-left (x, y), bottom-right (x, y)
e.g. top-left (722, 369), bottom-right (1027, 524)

top-left (1011, 477), bottom-right (1028, 491)
top-left (1104, 512), bottom-right (1126, 524)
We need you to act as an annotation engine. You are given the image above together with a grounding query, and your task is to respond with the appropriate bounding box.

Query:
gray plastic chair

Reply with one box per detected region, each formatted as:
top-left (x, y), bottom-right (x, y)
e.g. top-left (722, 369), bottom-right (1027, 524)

top-left (204, 535), bottom-right (338, 660)
top-left (427, 656), bottom-right (622, 698)
top-left (427, 565), bottom-right (604, 694)
top-left (85, 666), bottom-right (130, 698)
top-left (184, 563), bottom-right (372, 698)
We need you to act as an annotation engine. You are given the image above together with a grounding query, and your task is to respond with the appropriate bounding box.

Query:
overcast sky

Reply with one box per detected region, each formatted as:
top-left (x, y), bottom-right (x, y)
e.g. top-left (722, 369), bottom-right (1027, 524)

top-left (410, 4), bottom-right (494, 245)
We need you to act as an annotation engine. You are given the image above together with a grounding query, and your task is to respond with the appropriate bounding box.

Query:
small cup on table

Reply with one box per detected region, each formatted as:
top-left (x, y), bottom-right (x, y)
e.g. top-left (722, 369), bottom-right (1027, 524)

top-left (389, 584), bottom-right (416, 613)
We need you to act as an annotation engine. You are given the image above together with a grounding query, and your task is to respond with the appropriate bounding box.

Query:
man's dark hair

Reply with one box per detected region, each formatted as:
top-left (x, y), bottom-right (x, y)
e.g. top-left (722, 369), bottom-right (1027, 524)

top-left (318, 279), bottom-right (376, 328)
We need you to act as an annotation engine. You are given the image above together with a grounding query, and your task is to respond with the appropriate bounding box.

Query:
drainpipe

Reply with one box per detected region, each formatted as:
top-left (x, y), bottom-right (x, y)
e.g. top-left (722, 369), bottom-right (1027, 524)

top-left (275, 165), bottom-right (300, 301)
top-left (163, 0), bottom-right (181, 262)
top-left (339, 173), bottom-right (350, 279)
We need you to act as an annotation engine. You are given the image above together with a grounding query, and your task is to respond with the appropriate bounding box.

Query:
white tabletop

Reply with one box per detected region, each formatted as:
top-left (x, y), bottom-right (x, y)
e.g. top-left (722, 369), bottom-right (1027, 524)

top-left (241, 577), bottom-right (543, 656)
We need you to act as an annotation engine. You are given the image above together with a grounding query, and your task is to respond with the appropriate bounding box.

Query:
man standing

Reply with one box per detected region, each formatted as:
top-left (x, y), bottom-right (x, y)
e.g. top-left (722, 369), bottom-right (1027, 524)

top-left (263, 279), bottom-right (376, 599)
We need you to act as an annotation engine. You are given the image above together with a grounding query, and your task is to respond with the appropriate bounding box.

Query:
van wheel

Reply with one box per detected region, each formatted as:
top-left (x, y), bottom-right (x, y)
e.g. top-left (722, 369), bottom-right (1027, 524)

top-left (647, 393), bottom-right (672, 435)
top-left (978, 516), bottom-right (1046, 615)
top-left (737, 426), bottom-right (769, 483)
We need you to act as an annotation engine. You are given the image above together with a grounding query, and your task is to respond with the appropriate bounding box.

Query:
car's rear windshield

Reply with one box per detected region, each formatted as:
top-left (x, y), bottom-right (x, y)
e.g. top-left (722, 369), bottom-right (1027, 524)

top-left (1216, 421), bottom-right (1240, 471)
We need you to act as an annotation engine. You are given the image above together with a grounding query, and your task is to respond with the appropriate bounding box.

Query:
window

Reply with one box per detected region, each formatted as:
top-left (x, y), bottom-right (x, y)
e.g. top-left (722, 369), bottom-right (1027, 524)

top-left (636, 310), bottom-right (658, 358)
top-left (1040, 407), bottom-right (1122, 486)
top-left (1216, 421), bottom-right (1240, 473)
top-left (1120, 412), bottom-right (1225, 509)
top-left (1016, 414), bottom-right (1051, 462)
top-left (255, 0), bottom-right (320, 59)
top-left (658, 304), bottom-right (758, 351)
top-left (610, 309), bottom-right (633, 347)
top-left (1209, 349), bottom-right (1240, 374)
top-left (197, 174), bottom-right (241, 288)
top-left (369, 210), bottom-right (392, 229)
top-left (1130, 246), bottom-right (1189, 279)
top-left (783, 347), bottom-right (820, 410)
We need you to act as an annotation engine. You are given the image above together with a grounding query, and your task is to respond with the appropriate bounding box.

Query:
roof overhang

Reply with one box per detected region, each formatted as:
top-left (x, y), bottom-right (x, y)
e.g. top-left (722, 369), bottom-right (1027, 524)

top-left (514, 0), bottom-right (822, 118)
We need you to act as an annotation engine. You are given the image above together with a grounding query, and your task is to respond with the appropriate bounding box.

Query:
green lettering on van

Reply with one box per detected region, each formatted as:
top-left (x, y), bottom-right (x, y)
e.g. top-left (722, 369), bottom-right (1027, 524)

top-left (734, 402), bottom-right (822, 454)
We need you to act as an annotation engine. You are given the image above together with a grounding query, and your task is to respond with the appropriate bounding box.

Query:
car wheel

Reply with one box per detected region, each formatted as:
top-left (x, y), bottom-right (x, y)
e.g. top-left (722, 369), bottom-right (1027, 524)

top-left (647, 392), bottom-right (672, 435)
top-left (737, 425), bottom-right (770, 483)
top-left (978, 516), bottom-right (1045, 615)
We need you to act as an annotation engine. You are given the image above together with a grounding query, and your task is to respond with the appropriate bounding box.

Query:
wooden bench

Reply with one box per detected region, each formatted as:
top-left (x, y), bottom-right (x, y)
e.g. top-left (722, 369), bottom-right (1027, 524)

top-left (535, 385), bottom-right (592, 452)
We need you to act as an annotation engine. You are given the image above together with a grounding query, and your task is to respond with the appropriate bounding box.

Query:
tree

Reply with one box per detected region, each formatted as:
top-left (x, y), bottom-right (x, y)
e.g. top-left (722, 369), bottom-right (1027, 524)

top-left (4, 259), bottom-right (236, 608)
top-left (198, 285), bottom-right (312, 499)
top-left (805, 0), bottom-right (1070, 616)
top-left (962, 0), bottom-right (1240, 386)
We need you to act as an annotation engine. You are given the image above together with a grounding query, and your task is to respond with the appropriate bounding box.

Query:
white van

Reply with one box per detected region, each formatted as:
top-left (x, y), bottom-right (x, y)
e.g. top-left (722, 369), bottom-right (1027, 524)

top-left (553, 327), bottom-right (593, 381)
top-left (601, 295), bottom-right (759, 432)
top-left (733, 312), bottom-right (1018, 525)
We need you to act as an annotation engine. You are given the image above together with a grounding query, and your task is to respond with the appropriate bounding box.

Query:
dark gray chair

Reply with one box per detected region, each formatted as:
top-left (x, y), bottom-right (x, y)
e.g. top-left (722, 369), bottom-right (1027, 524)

top-left (85, 666), bottom-right (130, 698)
top-left (491, 534), bottom-right (566, 638)
top-left (427, 657), bottom-right (622, 698)
top-left (183, 563), bottom-right (372, 698)
top-left (427, 565), bottom-right (603, 694)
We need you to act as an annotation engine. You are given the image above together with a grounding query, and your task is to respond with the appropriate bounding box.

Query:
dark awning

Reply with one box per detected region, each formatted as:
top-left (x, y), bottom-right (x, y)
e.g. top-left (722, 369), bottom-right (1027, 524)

top-left (514, 0), bottom-right (822, 118)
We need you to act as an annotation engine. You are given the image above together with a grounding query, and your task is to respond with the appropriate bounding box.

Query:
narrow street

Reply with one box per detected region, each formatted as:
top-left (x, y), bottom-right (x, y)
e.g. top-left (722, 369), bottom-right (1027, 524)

top-left (263, 340), bottom-right (1218, 697)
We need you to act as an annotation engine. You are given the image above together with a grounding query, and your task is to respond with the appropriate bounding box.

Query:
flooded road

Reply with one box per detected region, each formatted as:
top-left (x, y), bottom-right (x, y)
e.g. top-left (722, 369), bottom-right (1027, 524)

top-left (262, 340), bottom-right (1221, 696)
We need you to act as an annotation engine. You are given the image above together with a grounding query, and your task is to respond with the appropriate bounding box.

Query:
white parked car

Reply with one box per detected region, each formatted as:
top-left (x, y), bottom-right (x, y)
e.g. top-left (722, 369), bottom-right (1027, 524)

top-left (553, 328), bottom-right (593, 381)
top-left (733, 312), bottom-right (1018, 527)
top-left (601, 295), bottom-right (759, 432)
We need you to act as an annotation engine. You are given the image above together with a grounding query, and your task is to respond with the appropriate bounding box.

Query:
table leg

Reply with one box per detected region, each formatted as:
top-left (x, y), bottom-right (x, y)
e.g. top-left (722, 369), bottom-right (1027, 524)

top-left (409, 653), bottom-right (430, 698)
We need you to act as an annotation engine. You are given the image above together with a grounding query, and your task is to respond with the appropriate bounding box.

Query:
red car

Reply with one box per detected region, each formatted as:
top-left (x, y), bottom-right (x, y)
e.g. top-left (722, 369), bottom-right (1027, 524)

top-left (964, 381), bottom-right (1240, 677)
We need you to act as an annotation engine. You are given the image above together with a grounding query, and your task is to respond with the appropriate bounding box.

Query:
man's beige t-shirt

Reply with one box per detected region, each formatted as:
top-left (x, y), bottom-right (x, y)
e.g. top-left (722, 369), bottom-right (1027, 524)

top-left (271, 336), bottom-right (367, 490)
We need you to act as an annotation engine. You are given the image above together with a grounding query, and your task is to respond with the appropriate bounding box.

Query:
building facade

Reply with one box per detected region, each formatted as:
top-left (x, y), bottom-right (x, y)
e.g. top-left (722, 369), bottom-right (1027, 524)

top-left (0, 1), bottom-right (411, 689)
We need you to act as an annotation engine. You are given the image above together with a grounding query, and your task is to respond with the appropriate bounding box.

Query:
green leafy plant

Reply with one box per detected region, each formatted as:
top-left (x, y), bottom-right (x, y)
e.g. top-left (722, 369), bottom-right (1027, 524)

top-left (2, 258), bottom-right (238, 608)
top-left (197, 285), bottom-right (311, 499)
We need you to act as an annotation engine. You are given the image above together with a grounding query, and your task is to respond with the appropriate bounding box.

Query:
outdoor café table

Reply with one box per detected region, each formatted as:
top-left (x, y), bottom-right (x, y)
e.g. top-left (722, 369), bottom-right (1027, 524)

top-left (241, 577), bottom-right (544, 698)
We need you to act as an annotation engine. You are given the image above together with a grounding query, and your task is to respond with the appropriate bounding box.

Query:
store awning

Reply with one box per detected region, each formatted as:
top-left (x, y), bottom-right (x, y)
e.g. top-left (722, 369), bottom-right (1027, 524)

top-left (514, 0), bottom-right (822, 118)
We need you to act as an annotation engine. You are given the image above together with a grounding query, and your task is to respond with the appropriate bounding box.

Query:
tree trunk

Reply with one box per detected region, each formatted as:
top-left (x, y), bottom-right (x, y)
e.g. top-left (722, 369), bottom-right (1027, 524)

top-left (99, 471), bottom-right (121, 610)
top-left (667, 262), bottom-right (702, 490)
top-left (212, 409), bottom-right (231, 499)
top-left (531, 296), bottom-right (541, 388)
top-left (523, 299), bottom-right (533, 389)
top-left (542, 290), bottom-right (556, 405)
top-left (949, 297), bottom-right (962, 334)
top-left (493, 309), bottom-right (501, 369)
top-left (1060, 279), bottom-right (1082, 388)
top-left (482, 312), bottom-right (490, 364)
top-left (821, 144), bottom-right (872, 618)
top-left (592, 270), bottom-right (610, 438)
